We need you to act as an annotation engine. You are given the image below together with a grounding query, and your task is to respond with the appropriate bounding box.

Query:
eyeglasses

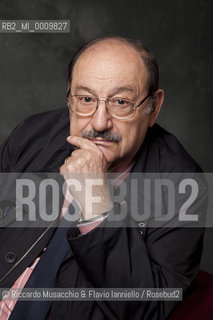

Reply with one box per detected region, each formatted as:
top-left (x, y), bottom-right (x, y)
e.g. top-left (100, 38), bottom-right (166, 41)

top-left (67, 94), bottom-right (150, 120)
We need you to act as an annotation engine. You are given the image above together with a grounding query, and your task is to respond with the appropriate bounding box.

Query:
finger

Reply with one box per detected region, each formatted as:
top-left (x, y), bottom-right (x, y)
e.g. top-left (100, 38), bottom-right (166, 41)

top-left (70, 149), bottom-right (87, 158)
top-left (67, 136), bottom-right (99, 152)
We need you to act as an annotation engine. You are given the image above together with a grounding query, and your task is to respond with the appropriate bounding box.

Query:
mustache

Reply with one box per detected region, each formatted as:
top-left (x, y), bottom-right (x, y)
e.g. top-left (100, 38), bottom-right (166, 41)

top-left (81, 129), bottom-right (122, 143)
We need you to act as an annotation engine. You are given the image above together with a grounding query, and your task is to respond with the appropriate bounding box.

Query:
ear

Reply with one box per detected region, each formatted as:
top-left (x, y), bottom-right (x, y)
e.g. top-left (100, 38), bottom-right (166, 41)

top-left (148, 89), bottom-right (164, 127)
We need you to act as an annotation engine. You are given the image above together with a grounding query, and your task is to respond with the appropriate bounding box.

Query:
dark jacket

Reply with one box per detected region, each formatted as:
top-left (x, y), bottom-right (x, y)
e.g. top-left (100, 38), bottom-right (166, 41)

top-left (0, 107), bottom-right (208, 319)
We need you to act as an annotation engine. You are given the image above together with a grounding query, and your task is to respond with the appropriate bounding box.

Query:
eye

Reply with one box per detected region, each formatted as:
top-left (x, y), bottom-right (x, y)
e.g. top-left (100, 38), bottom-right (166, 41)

top-left (117, 99), bottom-right (126, 105)
top-left (111, 98), bottom-right (131, 107)
top-left (81, 96), bottom-right (93, 103)
top-left (118, 99), bottom-right (126, 104)
top-left (112, 98), bottom-right (129, 105)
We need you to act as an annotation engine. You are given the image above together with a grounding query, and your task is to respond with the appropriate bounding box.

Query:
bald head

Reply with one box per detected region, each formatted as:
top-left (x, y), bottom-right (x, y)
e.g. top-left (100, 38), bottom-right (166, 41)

top-left (67, 36), bottom-right (159, 98)
top-left (71, 39), bottom-right (147, 100)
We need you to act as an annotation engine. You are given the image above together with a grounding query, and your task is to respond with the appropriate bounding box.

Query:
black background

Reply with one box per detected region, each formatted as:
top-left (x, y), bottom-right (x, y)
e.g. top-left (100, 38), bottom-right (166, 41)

top-left (0, 0), bottom-right (212, 273)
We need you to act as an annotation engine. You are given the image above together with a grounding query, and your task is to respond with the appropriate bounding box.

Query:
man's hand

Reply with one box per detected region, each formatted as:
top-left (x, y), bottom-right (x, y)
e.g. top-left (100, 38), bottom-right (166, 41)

top-left (60, 136), bottom-right (113, 220)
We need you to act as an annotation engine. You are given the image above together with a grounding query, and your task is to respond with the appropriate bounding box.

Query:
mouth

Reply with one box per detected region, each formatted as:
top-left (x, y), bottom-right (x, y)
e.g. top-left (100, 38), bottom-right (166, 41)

top-left (89, 138), bottom-right (113, 144)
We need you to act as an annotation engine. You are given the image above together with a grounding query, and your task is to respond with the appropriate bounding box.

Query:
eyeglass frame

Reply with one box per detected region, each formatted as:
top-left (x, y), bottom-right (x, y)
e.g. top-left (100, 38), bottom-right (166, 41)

top-left (67, 92), bottom-right (152, 120)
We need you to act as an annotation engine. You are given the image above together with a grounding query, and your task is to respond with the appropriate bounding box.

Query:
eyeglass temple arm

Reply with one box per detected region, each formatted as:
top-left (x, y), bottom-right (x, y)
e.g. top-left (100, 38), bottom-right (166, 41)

top-left (135, 93), bottom-right (150, 108)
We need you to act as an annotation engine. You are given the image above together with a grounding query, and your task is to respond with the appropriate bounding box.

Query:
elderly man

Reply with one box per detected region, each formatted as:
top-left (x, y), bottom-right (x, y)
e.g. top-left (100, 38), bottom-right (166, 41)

top-left (0, 36), bottom-right (207, 320)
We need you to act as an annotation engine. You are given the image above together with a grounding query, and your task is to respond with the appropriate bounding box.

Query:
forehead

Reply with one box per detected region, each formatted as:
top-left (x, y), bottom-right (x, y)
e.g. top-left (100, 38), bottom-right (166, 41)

top-left (71, 41), bottom-right (147, 95)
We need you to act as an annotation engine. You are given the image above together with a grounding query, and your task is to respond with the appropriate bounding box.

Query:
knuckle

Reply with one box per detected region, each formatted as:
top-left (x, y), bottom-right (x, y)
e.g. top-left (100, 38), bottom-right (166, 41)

top-left (85, 152), bottom-right (93, 161)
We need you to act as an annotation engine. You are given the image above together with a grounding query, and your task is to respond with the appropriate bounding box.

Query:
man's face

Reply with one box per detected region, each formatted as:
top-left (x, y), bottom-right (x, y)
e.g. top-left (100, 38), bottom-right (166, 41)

top-left (69, 41), bottom-right (159, 170)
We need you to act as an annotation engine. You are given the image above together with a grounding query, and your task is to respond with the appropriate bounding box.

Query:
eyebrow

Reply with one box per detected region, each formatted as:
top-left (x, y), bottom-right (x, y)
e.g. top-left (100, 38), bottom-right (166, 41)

top-left (74, 85), bottom-right (136, 97)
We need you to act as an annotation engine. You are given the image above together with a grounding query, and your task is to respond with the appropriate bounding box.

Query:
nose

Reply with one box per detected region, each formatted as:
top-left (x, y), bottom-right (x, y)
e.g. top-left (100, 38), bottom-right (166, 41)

top-left (91, 100), bottom-right (113, 132)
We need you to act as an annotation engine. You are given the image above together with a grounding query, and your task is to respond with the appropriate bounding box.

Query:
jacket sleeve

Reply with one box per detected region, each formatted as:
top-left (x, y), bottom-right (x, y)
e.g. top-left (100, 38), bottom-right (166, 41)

top-left (66, 180), bottom-right (208, 320)
top-left (0, 122), bottom-right (23, 172)
top-left (0, 136), bottom-right (12, 172)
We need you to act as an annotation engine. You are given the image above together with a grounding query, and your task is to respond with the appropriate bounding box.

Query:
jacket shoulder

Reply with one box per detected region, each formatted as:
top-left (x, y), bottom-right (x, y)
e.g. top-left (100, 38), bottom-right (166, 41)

top-left (0, 107), bottom-right (70, 172)
top-left (134, 124), bottom-right (203, 173)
